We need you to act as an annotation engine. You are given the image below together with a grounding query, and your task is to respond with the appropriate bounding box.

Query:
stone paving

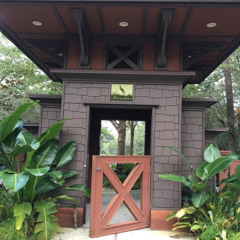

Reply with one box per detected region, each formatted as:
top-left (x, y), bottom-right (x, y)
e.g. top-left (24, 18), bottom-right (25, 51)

top-left (53, 227), bottom-right (195, 240)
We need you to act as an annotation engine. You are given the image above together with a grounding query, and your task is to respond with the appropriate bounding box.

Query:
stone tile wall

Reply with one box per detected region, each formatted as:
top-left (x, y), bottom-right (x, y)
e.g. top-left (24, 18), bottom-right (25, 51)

top-left (181, 110), bottom-right (205, 177)
top-left (61, 81), bottom-right (182, 208)
top-left (40, 106), bottom-right (61, 133)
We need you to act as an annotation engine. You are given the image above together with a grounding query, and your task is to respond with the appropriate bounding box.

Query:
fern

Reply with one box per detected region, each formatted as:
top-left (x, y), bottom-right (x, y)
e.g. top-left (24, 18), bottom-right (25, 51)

top-left (34, 200), bottom-right (58, 240)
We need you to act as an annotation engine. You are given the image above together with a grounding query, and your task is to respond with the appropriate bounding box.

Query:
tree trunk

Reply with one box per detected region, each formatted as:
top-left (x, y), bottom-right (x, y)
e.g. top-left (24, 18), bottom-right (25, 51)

top-left (237, 108), bottom-right (240, 152)
top-left (110, 120), bottom-right (126, 155)
top-left (117, 121), bottom-right (126, 155)
top-left (129, 121), bottom-right (138, 155)
top-left (223, 59), bottom-right (237, 152)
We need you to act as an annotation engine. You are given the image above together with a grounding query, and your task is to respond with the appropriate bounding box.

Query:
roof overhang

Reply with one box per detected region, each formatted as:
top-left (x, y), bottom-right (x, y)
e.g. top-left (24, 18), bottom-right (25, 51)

top-left (51, 69), bottom-right (195, 84)
top-left (1, 1), bottom-right (240, 84)
top-left (205, 128), bottom-right (228, 139)
top-left (28, 94), bottom-right (62, 106)
top-left (182, 98), bottom-right (218, 110)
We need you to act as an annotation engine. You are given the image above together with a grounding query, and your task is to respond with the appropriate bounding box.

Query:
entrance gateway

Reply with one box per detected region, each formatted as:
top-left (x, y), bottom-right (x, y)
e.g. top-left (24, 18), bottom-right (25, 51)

top-left (88, 107), bottom-right (152, 237)
top-left (1, 0), bottom-right (237, 237)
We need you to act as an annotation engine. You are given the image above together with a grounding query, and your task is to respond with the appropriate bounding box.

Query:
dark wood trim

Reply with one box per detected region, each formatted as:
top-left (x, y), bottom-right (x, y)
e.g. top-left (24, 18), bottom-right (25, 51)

top-left (52, 6), bottom-right (70, 34)
top-left (23, 123), bottom-right (39, 135)
top-left (182, 98), bottom-right (218, 109)
top-left (192, 34), bottom-right (240, 84)
top-left (142, 6), bottom-right (148, 35)
top-left (183, 41), bottom-right (228, 70)
top-left (2, 0), bottom-right (240, 5)
top-left (51, 68), bottom-right (195, 84)
top-left (28, 94), bottom-right (62, 105)
top-left (97, 6), bottom-right (105, 34)
top-left (16, 32), bottom-right (234, 40)
top-left (156, 9), bottom-right (175, 69)
top-left (25, 39), bottom-right (66, 68)
top-left (83, 102), bottom-right (158, 108)
top-left (205, 128), bottom-right (228, 139)
top-left (106, 45), bottom-right (140, 70)
top-left (179, 7), bottom-right (193, 35)
top-left (71, 8), bottom-right (91, 67)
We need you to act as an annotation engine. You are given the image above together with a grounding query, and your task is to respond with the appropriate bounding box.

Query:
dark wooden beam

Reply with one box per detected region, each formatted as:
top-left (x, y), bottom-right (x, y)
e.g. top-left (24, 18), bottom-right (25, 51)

top-left (25, 39), bottom-right (66, 68)
top-left (183, 41), bottom-right (227, 70)
top-left (71, 8), bottom-right (90, 68)
top-left (156, 9), bottom-right (175, 69)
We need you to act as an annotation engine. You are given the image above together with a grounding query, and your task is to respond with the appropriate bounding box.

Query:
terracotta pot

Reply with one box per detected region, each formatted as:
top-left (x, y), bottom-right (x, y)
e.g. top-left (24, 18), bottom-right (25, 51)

top-left (150, 210), bottom-right (177, 231)
top-left (54, 207), bottom-right (84, 228)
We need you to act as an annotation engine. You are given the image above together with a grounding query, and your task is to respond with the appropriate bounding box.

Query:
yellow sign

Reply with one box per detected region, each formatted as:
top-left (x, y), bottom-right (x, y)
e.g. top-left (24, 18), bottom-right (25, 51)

top-left (110, 84), bottom-right (133, 101)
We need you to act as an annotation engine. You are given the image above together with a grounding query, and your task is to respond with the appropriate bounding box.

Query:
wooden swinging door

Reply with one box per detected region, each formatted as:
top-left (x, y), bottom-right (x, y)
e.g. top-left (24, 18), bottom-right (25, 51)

top-left (90, 155), bottom-right (150, 238)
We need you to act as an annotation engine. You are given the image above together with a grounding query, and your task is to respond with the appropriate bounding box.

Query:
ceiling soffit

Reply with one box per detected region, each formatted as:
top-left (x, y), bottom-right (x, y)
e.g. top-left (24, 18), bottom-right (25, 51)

top-left (0, 2), bottom-right (239, 84)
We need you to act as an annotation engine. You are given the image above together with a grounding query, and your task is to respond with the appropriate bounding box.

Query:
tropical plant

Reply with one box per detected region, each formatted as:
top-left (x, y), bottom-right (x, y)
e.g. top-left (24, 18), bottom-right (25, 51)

top-left (0, 102), bottom-right (89, 240)
top-left (159, 144), bottom-right (240, 239)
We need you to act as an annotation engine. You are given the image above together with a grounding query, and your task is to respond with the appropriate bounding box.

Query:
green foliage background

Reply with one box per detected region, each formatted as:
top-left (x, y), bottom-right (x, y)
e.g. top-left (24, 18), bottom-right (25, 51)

top-left (0, 32), bottom-right (62, 123)
top-left (183, 47), bottom-right (240, 151)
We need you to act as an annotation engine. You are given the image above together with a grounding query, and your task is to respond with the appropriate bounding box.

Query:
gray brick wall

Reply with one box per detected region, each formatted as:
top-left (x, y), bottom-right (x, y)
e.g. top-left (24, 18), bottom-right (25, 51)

top-left (181, 110), bottom-right (205, 177)
top-left (40, 106), bottom-right (61, 134)
top-left (61, 82), bottom-right (182, 208)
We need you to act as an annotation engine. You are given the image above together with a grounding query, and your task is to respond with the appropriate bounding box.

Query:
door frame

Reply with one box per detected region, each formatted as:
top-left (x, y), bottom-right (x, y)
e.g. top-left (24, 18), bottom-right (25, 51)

top-left (87, 106), bottom-right (152, 189)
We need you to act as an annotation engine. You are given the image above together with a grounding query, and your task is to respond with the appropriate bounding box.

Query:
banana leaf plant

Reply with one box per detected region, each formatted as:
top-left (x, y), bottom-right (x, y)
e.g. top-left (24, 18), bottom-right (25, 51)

top-left (158, 144), bottom-right (240, 238)
top-left (0, 102), bottom-right (90, 240)
top-left (159, 144), bottom-right (240, 208)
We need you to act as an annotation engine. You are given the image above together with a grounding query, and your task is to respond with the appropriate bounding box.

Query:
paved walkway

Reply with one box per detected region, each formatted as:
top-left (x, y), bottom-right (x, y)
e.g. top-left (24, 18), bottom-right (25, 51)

top-left (53, 228), bottom-right (195, 240)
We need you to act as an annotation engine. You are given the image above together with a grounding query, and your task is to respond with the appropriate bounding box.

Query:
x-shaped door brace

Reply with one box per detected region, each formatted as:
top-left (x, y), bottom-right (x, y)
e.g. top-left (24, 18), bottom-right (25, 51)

top-left (90, 156), bottom-right (150, 238)
top-left (100, 162), bottom-right (144, 228)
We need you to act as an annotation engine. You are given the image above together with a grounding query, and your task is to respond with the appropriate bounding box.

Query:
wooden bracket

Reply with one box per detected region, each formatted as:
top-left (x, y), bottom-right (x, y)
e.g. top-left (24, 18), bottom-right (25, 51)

top-left (156, 9), bottom-right (175, 69)
top-left (71, 8), bottom-right (90, 68)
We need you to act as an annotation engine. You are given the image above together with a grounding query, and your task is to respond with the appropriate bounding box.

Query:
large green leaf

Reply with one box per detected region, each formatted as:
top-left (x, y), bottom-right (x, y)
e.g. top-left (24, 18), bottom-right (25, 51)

top-left (25, 166), bottom-right (50, 176)
top-left (55, 141), bottom-right (76, 168)
top-left (64, 184), bottom-right (90, 197)
top-left (47, 171), bottom-right (62, 179)
top-left (35, 178), bottom-right (60, 193)
top-left (194, 182), bottom-right (207, 191)
top-left (221, 174), bottom-right (238, 184)
top-left (23, 119), bottom-right (66, 170)
top-left (2, 131), bottom-right (39, 157)
top-left (175, 208), bottom-right (187, 218)
top-left (64, 184), bottom-right (87, 191)
top-left (235, 163), bottom-right (240, 181)
top-left (0, 102), bottom-right (34, 143)
top-left (37, 119), bottom-right (66, 147)
top-left (63, 171), bottom-right (77, 179)
top-left (158, 174), bottom-right (191, 187)
top-left (165, 211), bottom-right (177, 221)
top-left (164, 146), bottom-right (194, 173)
top-left (196, 161), bottom-right (208, 180)
top-left (192, 192), bottom-right (209, 208)
top-left (0, 150), bottom-right (11, 169)
top-left (204, 144), bottom-right (221, 163)
top-left (54, 195), bottom-right (78, 204)
top-left (1, 128), bottom-right (21, 154)
top-left (32, 139), bottom-right (59, 168)
top-left (2, 171), bottom-right (29, 192)
top-left (204, 153), bottom-right (240, 178)
top-left (14, 202), bottom-right (32, 230)
top-left (34, 200), bottom-right (58, 240)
